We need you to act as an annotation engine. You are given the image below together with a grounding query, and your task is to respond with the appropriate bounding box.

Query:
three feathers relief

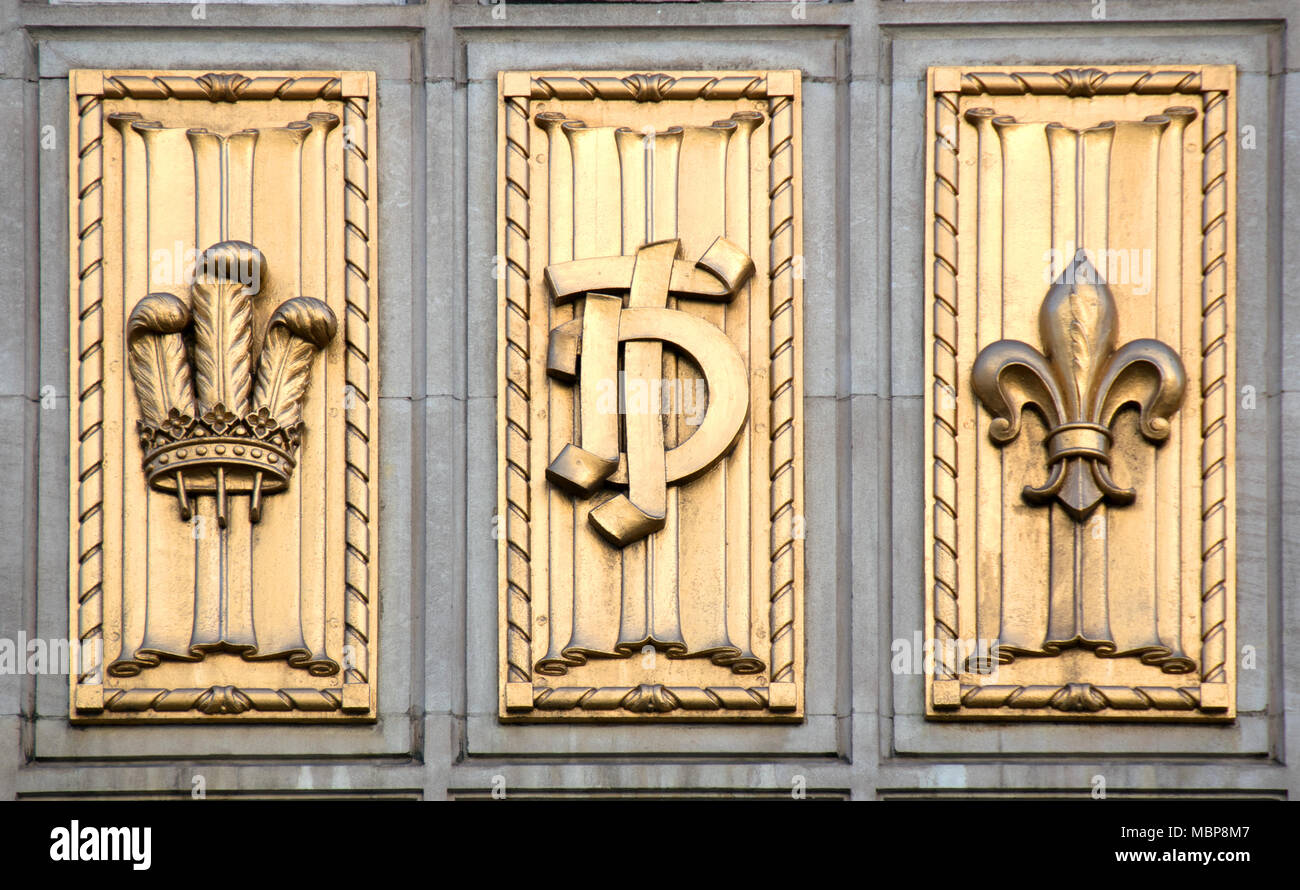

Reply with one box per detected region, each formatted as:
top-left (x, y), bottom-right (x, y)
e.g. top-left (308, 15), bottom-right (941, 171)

top-left (128, 240), bottom-right (336, 432)
top-left (127, 240), bottom-right (337, 526)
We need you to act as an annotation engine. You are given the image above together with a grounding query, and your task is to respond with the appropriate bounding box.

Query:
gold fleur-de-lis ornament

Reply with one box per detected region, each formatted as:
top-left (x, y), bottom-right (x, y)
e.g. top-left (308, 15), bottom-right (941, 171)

top-left (971, 249), bottom-right (1186, 521)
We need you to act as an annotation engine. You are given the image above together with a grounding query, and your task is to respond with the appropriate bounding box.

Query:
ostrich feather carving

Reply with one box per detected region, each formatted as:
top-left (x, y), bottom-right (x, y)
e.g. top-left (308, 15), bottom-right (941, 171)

top-left (190, 240), bottom-right (264, 416)
top-left (127, 292), bottom-right (195, 426)
top-left (128, 291), bottom-right (200, 518)
top-left (253, 297), bottom-right (338, 430)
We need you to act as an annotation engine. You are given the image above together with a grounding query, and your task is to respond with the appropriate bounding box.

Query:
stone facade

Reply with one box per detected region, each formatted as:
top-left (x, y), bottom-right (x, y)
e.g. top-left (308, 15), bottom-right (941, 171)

top-left (0, 0), bottom-right (1296, 799)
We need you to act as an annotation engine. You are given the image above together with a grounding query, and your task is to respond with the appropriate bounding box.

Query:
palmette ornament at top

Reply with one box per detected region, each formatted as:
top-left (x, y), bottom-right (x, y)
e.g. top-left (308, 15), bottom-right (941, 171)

top-left (127, 240), bottom-right (338, 527)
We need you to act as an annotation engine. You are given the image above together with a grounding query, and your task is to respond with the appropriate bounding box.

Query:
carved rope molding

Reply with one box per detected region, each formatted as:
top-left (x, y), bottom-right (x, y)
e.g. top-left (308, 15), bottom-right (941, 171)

top-left (74, 88), bottom-right (107, 696)
top-left (528, 73), bottom-right (768, 102)
top-left (342, 91), bottom-right (375, 697)
top-left (102, 72), bottom-right (344, 102)
top-left (502, 87), bottom-right (534, 693)
top-left (768, 88), bottom-right (798, 694)
top-left (930, 68), bottom-right (1232, 714)
top-left (960, 684), bottom-right (1200, 712)
top-left (930, 87), bottom-right (961, 687)
top-left (71, 72), bottom-right (375, 717)
top-left (533, 686), bottom-right (770, 713)
top-left (959, 68), bottom-right (1202, 97)
top-left (503, 74), bottom-right (795, 715)
top-left (103, 686), bottom-right (343, 715)
top-left (1200, 89), bottom-right (1230, 694)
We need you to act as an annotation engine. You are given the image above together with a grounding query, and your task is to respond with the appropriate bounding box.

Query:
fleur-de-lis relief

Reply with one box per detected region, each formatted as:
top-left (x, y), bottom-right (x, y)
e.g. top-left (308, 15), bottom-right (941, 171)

top-left (971, 249), bottom-right (1186, 521)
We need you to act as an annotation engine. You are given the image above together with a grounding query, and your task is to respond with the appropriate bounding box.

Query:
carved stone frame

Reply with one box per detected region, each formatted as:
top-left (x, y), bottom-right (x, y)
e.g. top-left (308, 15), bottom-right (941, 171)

top-left (496, 70), bottom-right (806, 721)
top-left (923, 65), bottom-right (1237, 721)
top-left (67, 70), bottom-right (380, 721)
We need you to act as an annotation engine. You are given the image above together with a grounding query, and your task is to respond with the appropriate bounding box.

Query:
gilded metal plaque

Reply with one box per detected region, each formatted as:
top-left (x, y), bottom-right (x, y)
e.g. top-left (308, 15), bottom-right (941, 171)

top-left (68, 70), bottom-right (379, 721)
top-left (497, 71), bottom-right (805, 720)
top-left (924, 66), bottom-right (1237, 720)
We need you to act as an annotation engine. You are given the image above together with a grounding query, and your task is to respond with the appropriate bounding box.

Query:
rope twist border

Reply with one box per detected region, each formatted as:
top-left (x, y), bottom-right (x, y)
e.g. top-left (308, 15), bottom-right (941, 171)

top-left (931, 88), bottom-right (961, 685)
top-left (768, 89), bottom-right (798, 690)
top-left (960, 68), bottom-right (1201, 97)
top-left (103, 73), bottom-right (342, 102)
top-left (75, 90), bottom-right (106, 693)
top-left (103, 686), bottom-right (342, 714)
top-left (960, 683), bottom-right (1200, 712)
top-left (1199, 89), bottom-right (1230, 689)
top-left (529, 73), bottom-right (766, 103)
top-left (342, 92), bottom-right (375, 693)
top-left (533, 685), bottom-right (770, 713)
top-left (502, 89), bottom-right (534, 689)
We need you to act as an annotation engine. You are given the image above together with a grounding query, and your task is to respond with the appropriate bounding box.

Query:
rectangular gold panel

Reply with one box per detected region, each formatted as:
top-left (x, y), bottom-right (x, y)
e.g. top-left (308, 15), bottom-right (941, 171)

top-left (68, 70), bottom-right (379, 722)
top-left (924, 66), bottom-right (1236, 720)
top-left (497, 71), bottom-right (805, 721)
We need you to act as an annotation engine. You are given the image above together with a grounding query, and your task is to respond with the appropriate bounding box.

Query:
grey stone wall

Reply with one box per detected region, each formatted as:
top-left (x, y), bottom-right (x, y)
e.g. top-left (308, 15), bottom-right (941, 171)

top-left (0, 0), bottom-right (1295, 800)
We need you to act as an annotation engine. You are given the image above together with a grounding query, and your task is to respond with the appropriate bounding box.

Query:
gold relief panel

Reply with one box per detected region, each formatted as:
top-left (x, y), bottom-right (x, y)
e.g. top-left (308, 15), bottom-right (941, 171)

top-left (924, 66), bottom-right (1236, 720)
top-left (497, 71), bottom-right (805, 720)
top-left (67, 70), bottom-right (379, 721)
